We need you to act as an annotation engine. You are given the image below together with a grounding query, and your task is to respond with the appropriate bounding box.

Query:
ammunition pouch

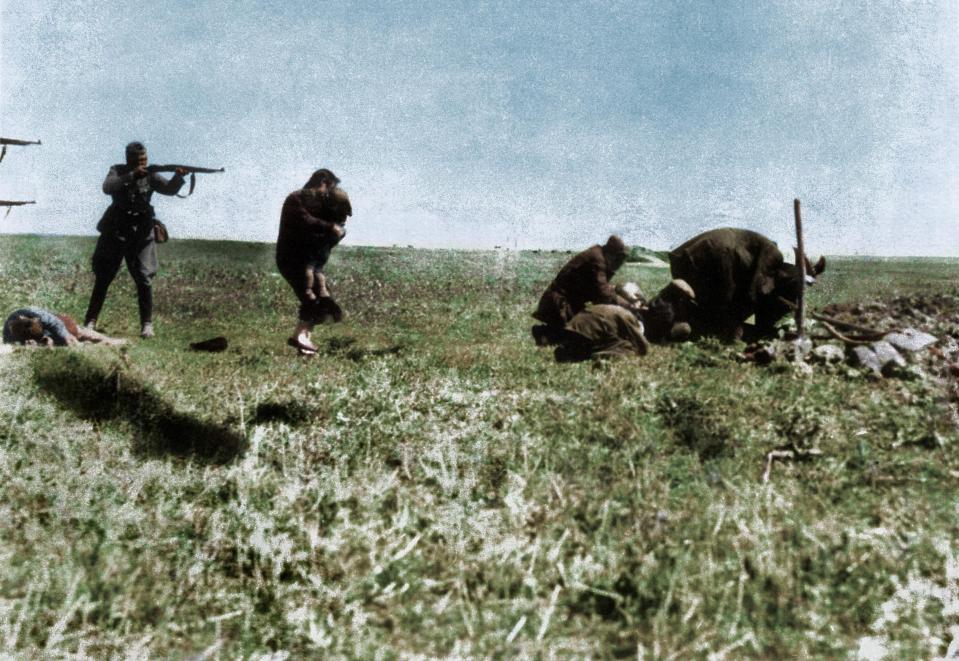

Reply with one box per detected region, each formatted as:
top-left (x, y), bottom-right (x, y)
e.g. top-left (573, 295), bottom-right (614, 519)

top-left (154, 220), bottom-right (169, 244)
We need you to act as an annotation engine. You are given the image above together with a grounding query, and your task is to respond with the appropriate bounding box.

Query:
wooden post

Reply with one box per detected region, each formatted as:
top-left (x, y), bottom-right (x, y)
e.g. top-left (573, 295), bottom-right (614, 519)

top-left (794, 198), bottom-right (806, 339)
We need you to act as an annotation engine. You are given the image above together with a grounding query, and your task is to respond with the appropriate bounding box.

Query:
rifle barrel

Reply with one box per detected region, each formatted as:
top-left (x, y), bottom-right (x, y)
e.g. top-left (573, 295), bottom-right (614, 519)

top-left (149, 164), bottom-right (225, 174)
top-left (0, 200), bottom-right (36, 206)
top-left (0, 138), bottom-right (41, 146)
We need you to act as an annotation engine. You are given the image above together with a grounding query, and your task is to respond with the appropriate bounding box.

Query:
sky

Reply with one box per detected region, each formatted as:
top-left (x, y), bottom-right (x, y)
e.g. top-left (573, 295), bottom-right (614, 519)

top-left (1, 0), bottom-right (957, 255)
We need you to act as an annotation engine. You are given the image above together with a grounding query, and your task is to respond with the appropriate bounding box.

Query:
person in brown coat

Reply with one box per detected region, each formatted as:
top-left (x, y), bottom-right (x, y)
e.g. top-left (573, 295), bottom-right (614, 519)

top-left (553, 304), bottom-right (650, 362)
top-left (668, 227), bottom-right (824, 341)
top-left (532, 235), bottom-right (636, 345)
top-left (276, 169), bottom-right (351, 355)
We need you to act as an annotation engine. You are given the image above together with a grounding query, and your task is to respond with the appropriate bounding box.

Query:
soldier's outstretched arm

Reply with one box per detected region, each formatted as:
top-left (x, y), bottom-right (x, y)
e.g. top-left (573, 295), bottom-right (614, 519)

top-left (151, 169), bottom-right (187, 196)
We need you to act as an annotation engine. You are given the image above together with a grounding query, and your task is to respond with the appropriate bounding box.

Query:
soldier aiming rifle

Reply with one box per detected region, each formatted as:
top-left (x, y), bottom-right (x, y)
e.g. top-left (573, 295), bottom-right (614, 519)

top-left (82, 141), bottom-right (224, 339)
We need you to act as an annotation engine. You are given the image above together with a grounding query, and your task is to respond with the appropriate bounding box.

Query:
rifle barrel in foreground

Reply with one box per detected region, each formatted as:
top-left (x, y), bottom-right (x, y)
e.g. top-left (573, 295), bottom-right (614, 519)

top-left (0, 200), bottom-right (36, 206)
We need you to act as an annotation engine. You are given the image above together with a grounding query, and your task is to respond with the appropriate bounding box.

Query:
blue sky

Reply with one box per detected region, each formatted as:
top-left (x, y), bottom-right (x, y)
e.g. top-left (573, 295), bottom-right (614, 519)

top-left (1, 0), bottom-right (957, 255)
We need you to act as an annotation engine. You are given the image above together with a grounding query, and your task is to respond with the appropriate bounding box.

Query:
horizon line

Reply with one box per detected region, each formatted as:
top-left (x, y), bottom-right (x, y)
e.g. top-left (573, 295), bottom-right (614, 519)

top-left (3, 231), bottom-right (959, 260)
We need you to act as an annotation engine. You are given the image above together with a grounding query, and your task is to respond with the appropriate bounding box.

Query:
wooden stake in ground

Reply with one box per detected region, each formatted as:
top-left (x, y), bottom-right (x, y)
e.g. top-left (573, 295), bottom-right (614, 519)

top-left (794, 198), bottom-right (806, 339)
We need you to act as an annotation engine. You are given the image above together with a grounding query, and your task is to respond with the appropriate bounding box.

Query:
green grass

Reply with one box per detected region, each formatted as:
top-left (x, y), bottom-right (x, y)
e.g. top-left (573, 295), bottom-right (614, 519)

top-left (1, 235), bottom-right (957, 658)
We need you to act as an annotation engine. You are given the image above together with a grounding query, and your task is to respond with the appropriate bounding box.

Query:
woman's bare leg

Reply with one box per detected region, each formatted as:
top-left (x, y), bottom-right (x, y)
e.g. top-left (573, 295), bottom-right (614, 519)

top-left (75, 327), bottom-right (126, 345)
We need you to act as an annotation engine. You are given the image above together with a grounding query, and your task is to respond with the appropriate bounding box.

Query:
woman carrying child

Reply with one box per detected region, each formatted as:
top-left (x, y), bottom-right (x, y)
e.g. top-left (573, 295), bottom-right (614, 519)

top-left (275, 168), bottom-right (352, 355)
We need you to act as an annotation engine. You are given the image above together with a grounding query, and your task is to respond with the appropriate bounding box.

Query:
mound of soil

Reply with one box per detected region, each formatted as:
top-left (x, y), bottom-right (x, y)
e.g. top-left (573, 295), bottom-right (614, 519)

top-left (757, 291), bottom-right (959, 427)
top-left (821, 292), bottom-right (959, 340)
top-left (819, 293), bottom-right (959, 377)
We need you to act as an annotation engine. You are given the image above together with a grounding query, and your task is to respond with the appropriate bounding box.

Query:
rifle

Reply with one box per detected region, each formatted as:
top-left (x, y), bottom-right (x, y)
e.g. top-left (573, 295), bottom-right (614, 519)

top-left (0, 137), bottom-right (41, 163)
top-left (0, 199), bottom-right (36, 218)
top-left (146, 164), bottom-right (225, 197)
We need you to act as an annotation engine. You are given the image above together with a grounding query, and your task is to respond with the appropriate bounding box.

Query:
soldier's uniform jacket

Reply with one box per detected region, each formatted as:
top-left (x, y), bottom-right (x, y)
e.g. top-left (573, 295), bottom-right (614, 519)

top-left (97, 164), bottom-right (186, 241)
top-left (276, 188), bottom-right (352, 271)
top-left (533, 245), bottom-right (622, 328)
top-left (668, 228), bottom-right (785, 327)
top-left (557, 304), bottom-right (650, 361)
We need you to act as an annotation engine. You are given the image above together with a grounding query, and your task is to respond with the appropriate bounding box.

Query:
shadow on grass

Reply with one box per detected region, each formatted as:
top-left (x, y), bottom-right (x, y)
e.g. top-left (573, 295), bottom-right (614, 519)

top-left (657, 393), bottom-right (734, 461)
top-left (319, 336), bottom-right (405, 362)
top-left (252, 400), bottom-right (314, 425)
top-left (31, 351), bottom-right (246, 464)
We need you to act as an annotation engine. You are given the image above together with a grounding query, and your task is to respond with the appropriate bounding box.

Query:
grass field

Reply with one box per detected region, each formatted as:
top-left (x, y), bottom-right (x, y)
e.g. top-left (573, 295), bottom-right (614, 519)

top-left (1, 234), bottom-right (957, 658)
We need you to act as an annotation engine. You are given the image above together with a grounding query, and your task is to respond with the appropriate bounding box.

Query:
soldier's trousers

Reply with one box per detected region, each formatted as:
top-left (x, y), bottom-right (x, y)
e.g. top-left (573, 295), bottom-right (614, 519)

top-left (84, 232), bottom-right (158, 325)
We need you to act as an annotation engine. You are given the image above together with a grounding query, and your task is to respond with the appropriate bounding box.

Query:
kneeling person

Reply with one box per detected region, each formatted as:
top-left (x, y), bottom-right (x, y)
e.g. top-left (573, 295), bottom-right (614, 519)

top-left (532, 235), bottom-right (636, 345)
top-left (554, 304), bottom-right (650, 363)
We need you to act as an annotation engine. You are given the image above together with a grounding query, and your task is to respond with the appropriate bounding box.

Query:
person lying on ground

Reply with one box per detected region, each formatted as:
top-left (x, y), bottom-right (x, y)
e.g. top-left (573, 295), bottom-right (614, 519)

top-left (532, 235), bottom-right (638, 346)
top-left (3, 307), bottom-right (125, 347)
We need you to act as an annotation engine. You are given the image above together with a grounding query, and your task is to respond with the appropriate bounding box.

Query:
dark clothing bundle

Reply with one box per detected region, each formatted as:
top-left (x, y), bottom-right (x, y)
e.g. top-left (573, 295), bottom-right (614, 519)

top-left (533, 245), bottom-right (623, 329)
top-left (85, 165), bottom-right (185, 326)
top-left (276, 187), bottom-right (351, 325)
